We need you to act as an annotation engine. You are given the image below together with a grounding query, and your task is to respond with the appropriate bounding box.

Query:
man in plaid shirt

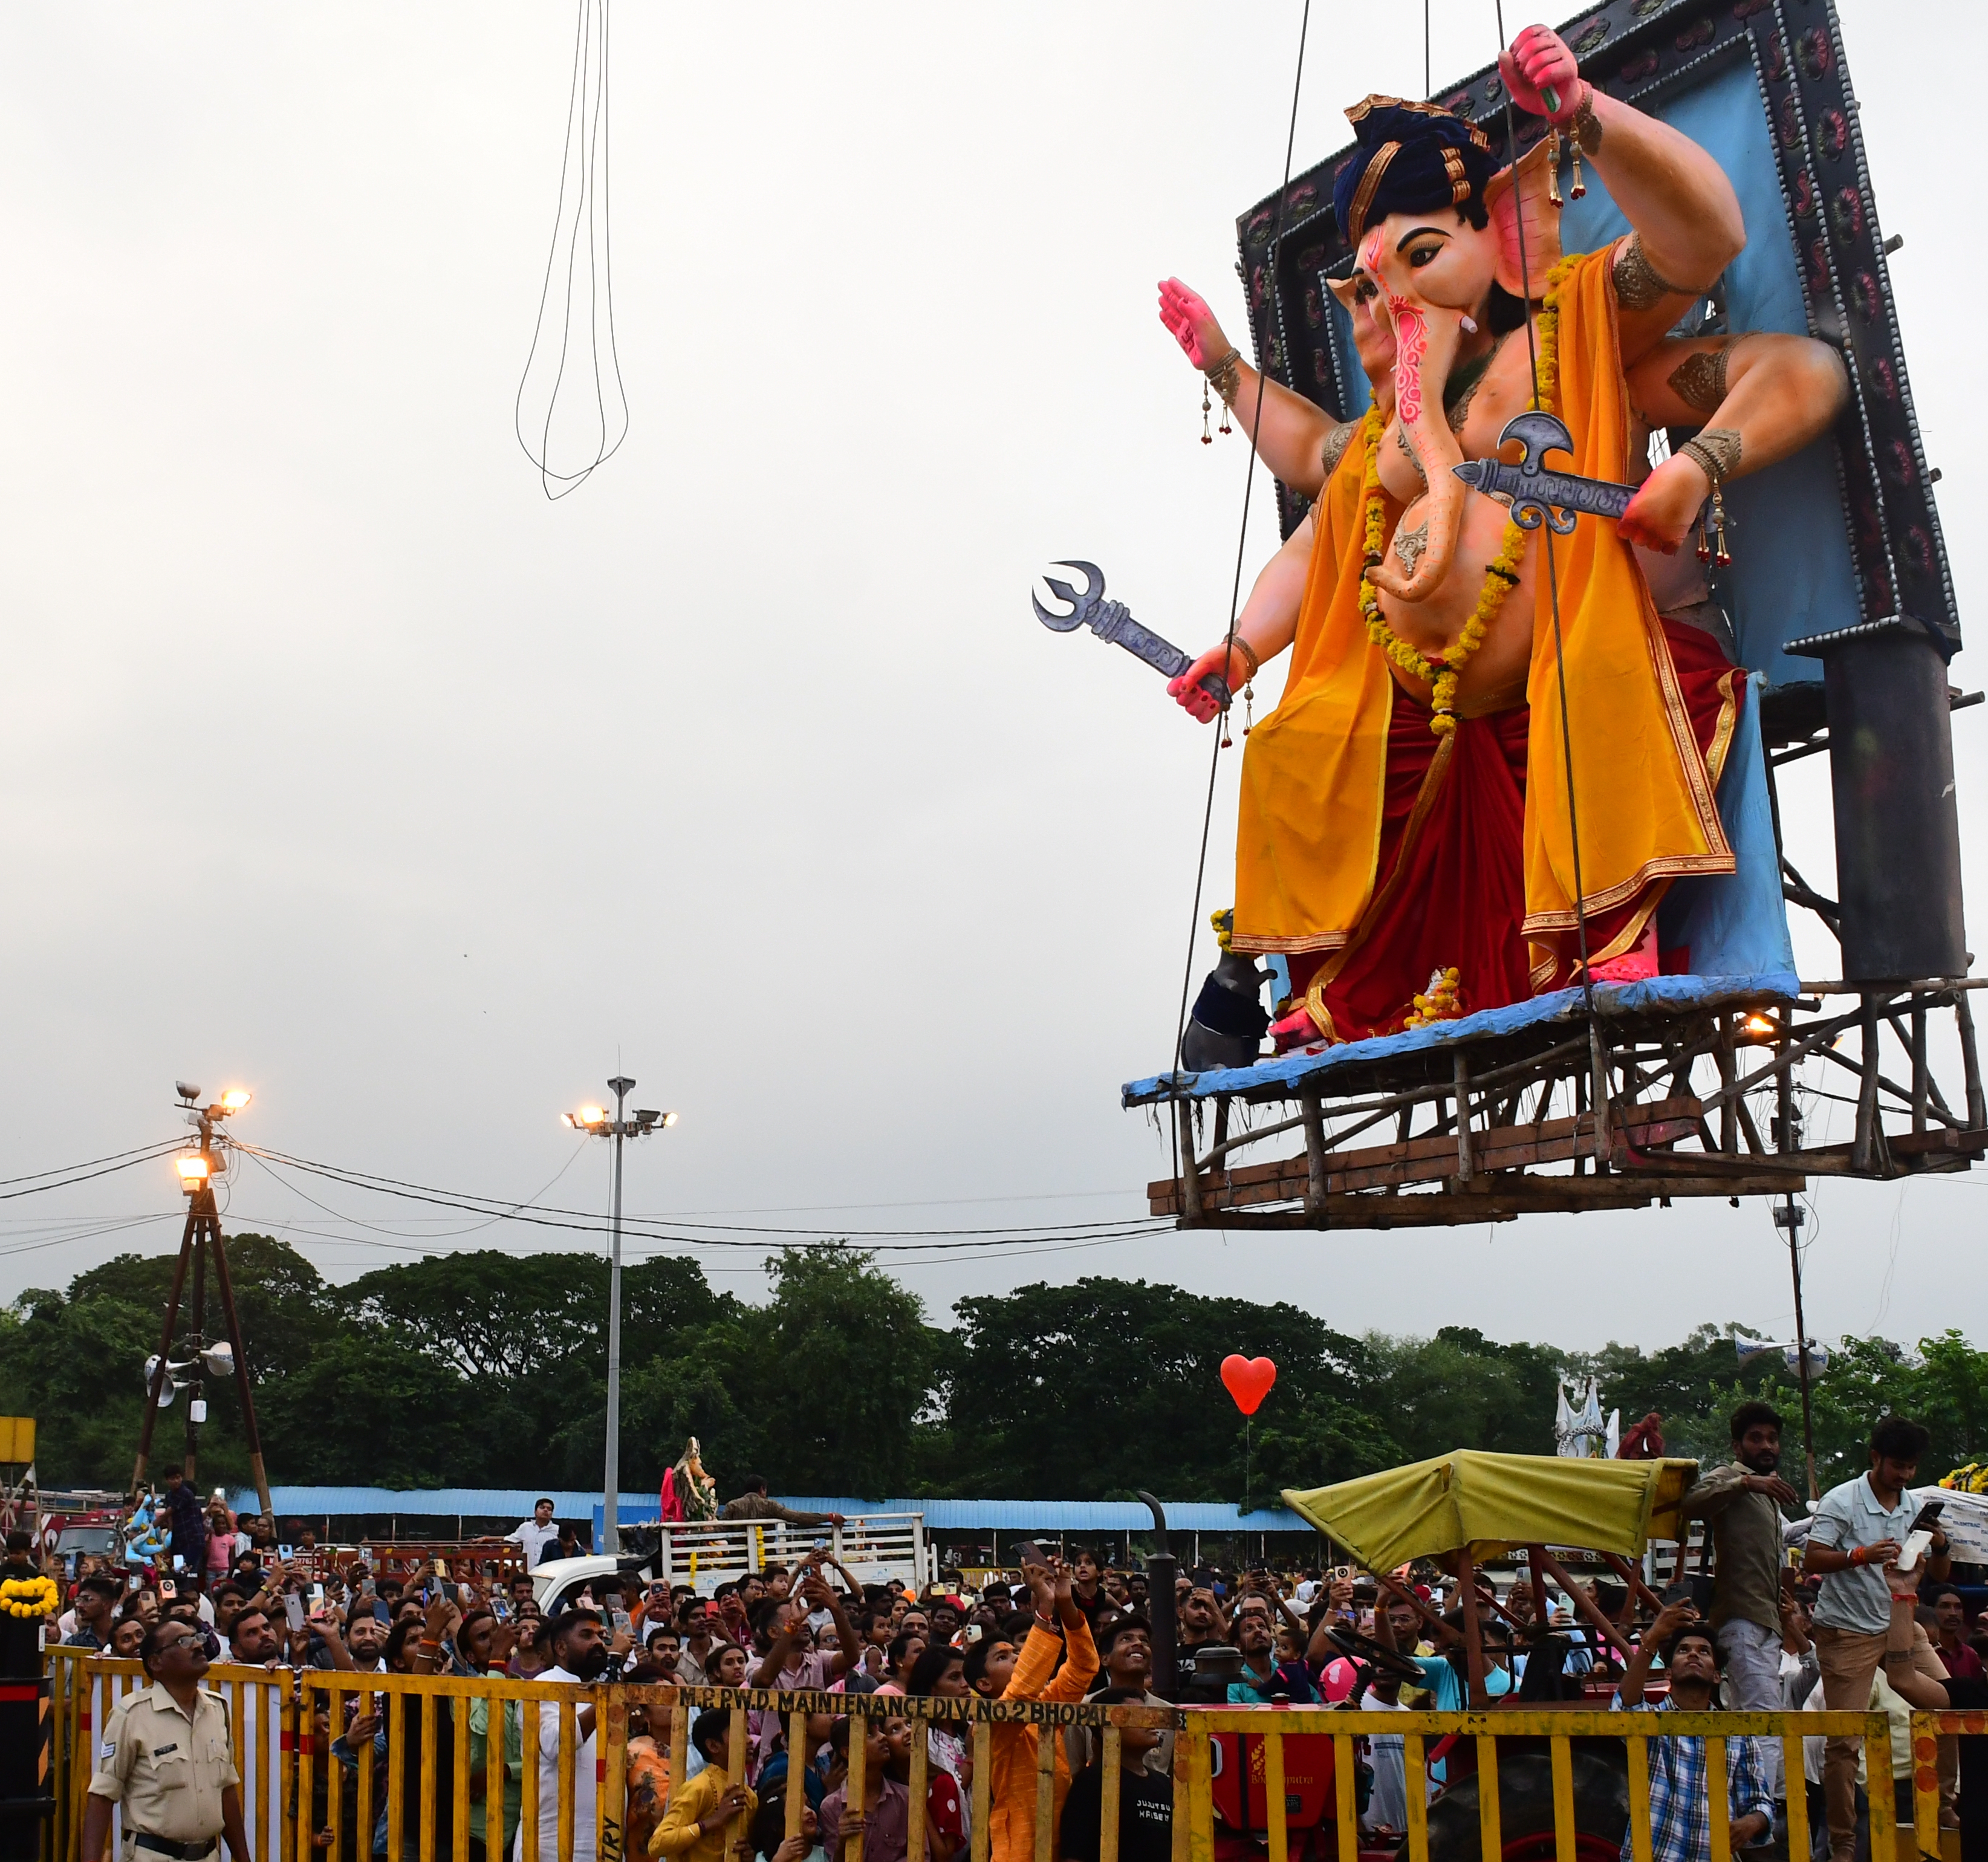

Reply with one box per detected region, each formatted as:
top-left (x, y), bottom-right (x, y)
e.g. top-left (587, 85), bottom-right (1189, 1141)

top-left (1614, 1599), bottom-right (1775, 1862)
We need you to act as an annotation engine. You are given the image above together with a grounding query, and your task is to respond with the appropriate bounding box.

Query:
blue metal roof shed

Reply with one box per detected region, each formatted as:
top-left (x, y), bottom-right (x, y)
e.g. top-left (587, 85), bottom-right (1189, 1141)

top-left (235, 1488), bottom-right (1313, 1538)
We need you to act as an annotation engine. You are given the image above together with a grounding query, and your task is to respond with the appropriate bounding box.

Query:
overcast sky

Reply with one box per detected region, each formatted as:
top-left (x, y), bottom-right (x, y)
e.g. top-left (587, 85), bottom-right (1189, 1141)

top-left (1, 1), bottom-right (1981, 1374)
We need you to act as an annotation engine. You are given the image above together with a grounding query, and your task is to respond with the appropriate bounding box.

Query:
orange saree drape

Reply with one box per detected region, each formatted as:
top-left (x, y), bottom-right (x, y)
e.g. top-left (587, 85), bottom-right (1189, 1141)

top-left (1229, 247), bottom-right (1738, 1038)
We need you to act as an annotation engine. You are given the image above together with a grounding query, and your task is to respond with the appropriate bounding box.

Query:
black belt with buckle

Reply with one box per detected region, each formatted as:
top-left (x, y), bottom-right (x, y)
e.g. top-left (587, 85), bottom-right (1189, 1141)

top-left (134, 1836), bottom-right (218, 1860)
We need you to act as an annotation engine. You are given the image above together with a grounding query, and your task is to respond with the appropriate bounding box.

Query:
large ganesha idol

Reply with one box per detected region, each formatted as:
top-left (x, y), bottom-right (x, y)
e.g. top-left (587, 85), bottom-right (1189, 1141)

top-left (1160, 24), bottom-right (1847, 1056)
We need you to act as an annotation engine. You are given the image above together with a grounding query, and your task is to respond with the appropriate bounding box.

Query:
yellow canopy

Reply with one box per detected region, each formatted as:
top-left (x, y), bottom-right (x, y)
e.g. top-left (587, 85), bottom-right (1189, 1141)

top-left (1282, 1450), bottom-right (1700, 1573)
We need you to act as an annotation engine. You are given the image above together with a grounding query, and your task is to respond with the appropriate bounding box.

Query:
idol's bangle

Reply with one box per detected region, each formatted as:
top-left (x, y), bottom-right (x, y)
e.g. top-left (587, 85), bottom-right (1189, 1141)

top-left (1224, 635), bottom-right (1261, 681)
top-left (1570, 86), bottom-right (1601, 152)
top-left (1204, 348), bottom-right (1245, 409)
top-left (1678, 437), bottom-right (1722, 489)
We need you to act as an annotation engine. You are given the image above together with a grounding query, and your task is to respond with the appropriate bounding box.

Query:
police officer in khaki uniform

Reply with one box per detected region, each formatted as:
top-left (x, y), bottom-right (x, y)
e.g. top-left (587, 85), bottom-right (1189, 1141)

top-left (82, 1617), bottom-right (251, 1862)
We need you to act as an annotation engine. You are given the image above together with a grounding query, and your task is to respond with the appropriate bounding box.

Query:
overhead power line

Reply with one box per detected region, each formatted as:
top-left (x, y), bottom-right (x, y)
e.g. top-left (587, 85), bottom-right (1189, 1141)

top-left (236, 1144), bottom-right (1166, 1245)
top-left (0, 1142), bottom-right (184, 1203)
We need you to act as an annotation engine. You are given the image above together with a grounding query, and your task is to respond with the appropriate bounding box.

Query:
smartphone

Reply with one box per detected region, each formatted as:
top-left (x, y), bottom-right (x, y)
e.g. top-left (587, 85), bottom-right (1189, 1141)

top-left (1911, 1500), bottom-right (1946, 1533)
top-left (1899, 1532), bottom-right (1935, 1572)
top-left (311, 1583), bottom-right (325, 1607)
top-left (492, 1597), bottom-right (510, 1622)
top-left (612, 1609), bottom-right (632, 1636)
top-left (284, 1594), bottom-right (307, 1633)
top-left (171, 1554), bottom-right (185, 1571)
top-left (127, 1573), bottom-right (141, 1591)
top-left (1012, 1541), bottom-right (1044, 1566)
top-left (279, 1545), bottom-right (293, 1561)
top-left (160, 1578), bottom-right (177, 1599)
top-left (372, 1600), bottom-right (392, 1625)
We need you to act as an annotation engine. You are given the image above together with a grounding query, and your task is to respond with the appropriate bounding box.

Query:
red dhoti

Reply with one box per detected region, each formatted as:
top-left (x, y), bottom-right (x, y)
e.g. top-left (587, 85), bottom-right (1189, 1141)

top-left (1286, 617), bottom-right (1743, 1042)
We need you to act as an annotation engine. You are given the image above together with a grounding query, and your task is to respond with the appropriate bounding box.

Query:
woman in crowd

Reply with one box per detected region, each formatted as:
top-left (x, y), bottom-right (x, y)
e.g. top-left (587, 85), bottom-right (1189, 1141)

top-left (905, 1644), bottom-right (972, 1858)
top-left (872, 1632), bottom-right (926, 1698)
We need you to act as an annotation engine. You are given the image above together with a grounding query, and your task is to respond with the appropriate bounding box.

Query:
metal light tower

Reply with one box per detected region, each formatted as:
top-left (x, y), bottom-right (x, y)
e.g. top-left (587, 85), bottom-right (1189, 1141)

top-left (133, 1084), bottom-right (274, 1519)
top-left (564, 1079), bottom-right (676, 1550)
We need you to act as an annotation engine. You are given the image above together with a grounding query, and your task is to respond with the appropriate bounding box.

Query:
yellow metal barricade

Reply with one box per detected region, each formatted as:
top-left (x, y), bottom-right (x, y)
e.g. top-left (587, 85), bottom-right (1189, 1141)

top-left (1172, 1707), bottom-right (1897, 1862)
top-left (48, 1652), bottom-right (1915, 1862)
top-left (1912, 1710), bottom-right (1983, 1862)
top-left (666, 1684), bottom-right (1173, 1862)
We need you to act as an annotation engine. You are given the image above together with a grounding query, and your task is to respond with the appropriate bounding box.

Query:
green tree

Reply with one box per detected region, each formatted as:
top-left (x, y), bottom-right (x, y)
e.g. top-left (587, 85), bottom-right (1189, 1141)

top-left (1361, 1326), bottom-right (1564, 1465)
top-left (255, 1330), bottom-right (478, 1485)
top-left (10, 1235), bottom-right (1988, 1511)
top-left (743, 1245), bottom-right (944, 1495)
top-left (944, 1277), bottom-right (1385, 1503)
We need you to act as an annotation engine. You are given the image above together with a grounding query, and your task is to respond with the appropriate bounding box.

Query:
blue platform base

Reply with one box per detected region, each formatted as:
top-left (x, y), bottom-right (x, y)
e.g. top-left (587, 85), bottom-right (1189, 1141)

top-left (1123, 968), bottom-right (1799, 1108)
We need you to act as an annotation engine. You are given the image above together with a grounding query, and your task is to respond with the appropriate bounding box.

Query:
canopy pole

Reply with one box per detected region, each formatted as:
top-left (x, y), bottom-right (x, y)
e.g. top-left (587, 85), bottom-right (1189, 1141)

top-left (1528, 1544), bottom-right (1634, 1660)
top-left (1596, 1549), bottom-right (1668, 1622)
top-left (1454, 1549), bottom-right (1490, 1709)
top-left (1373, 1569), bottom-right (1455, 1647)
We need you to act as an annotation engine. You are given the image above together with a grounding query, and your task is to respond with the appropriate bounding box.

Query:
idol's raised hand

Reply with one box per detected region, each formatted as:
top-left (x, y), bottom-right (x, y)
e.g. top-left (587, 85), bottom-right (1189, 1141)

top-left (1158, 278), bottom-right (1229, 371)
top-left (1498, 24), bottom-right (1588, 125)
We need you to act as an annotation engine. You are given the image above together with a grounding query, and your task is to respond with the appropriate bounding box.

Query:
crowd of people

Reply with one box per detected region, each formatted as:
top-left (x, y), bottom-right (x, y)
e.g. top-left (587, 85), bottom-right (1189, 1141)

top-left (45, 1418), bottom-right (1988, 1862)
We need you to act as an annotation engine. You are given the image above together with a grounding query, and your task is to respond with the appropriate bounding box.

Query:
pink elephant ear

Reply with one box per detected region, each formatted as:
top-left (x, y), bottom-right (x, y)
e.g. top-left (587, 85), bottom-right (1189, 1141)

top-left (1484, 136), bottom-right (1565, 301)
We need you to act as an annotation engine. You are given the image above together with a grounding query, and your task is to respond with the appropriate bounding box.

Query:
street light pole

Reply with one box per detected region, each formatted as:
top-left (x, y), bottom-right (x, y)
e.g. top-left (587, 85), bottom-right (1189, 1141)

top-left (604, 1074), bottom-right (632, 1548)
top-left (564, 1082), bottom-right (677, 1556)
top-left (134, 1085), bottom-right (273, 1519)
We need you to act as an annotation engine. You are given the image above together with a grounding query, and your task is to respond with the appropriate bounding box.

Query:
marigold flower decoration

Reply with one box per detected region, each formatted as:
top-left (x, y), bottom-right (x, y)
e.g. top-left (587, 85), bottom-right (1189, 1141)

top-left (1, 1574), bottom-right (59, 1618)
top-left (1405, 966), bottom-right (1463, 1030)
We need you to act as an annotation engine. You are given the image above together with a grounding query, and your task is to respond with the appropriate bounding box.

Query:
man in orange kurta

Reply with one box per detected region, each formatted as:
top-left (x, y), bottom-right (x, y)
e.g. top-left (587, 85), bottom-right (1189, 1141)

top-left (969, 1560), bottom-right (1100, 1862)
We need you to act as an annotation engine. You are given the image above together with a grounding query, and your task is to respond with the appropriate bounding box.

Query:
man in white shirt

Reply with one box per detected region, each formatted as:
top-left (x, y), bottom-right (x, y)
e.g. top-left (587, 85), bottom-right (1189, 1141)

top-left (1803, 1415), bottom-right (1936, 1862)
top-left (1358, 1677), bottom-right (1414, 1835)
top-left (505, 1498), bottom-right (560, 1569)
top-left (516, 1608), bottom-right (628, 1862)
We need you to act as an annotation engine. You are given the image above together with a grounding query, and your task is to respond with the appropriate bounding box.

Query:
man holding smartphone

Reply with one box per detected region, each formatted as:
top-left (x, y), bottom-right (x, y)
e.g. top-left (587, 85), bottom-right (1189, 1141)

top-left (1804, 1415), bottom-right (1943, 1862)
top-left (1681, 1402), bottom-right (1802, 1714)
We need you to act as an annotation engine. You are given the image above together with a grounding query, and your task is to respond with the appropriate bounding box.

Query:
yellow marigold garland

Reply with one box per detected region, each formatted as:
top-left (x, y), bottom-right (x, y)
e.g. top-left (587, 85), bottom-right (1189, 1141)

top-left (1405, 965), bottom-right (1463, 1029)
top-left (1359, 256), bottom-right (1581, 736)
top-left (1, 1573), bottom-right (59, 1618)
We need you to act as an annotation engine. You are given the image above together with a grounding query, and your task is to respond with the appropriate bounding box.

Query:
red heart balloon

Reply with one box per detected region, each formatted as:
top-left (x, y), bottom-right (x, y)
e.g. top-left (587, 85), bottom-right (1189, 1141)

top-left (1220, 1354), bottom-right (1278, 1416)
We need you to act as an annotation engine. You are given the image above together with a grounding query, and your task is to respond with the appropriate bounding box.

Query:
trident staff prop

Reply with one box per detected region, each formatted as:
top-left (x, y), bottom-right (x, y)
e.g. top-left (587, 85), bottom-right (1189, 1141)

top-left (1032, 561), bottom-right (1231, 707)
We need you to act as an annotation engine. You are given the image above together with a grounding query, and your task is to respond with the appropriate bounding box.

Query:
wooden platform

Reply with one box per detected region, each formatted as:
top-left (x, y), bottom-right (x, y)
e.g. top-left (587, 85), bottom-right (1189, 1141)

top-left (1137, 982), bottom-right (1988, 1230)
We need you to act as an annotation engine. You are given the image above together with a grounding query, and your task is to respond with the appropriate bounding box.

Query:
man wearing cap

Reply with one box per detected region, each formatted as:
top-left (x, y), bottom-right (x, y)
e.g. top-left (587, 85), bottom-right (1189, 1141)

top-left (81, 1617), bottom-right (250, 1862)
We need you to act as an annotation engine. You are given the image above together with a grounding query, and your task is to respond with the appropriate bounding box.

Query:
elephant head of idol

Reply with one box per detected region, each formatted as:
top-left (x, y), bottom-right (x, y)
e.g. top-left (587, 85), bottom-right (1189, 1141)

top-left (1333, 99), bottom-right (1564, 602)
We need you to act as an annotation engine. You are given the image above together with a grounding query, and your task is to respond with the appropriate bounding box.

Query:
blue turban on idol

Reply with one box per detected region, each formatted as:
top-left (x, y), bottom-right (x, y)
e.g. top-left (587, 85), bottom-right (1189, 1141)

top-left (1332, 96), bottom-right (1501, 246)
